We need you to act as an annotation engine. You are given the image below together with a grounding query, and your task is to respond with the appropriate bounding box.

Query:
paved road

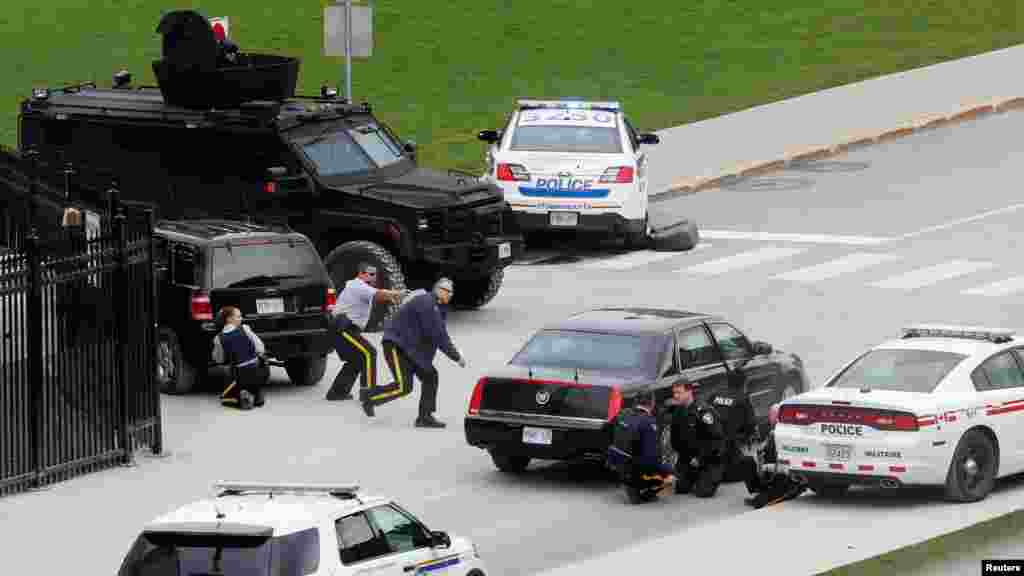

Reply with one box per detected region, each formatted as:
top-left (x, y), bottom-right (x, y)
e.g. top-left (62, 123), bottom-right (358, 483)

top-left (4, 106), bottom-right (1024, 576)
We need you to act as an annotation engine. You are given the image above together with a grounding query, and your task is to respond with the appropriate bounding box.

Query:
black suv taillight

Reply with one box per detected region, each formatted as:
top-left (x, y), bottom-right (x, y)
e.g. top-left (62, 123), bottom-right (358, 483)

top-left (191, 290), bottom-right (213, 320)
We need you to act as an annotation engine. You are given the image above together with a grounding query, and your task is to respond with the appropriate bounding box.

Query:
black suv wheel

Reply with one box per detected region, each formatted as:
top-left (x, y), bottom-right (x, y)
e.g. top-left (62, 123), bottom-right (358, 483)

top-left (452, 268), bottom-right (504, 310)
top-left (285, 355), bottom-right (328, 387)
top-left (157, 327), bottom-right (196, 395)
top-left (324, 240), bottom-right (407, 332)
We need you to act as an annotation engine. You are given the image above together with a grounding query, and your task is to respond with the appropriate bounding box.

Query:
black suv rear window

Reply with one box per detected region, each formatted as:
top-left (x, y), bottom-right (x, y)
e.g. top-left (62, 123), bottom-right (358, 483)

top-left (117, 528), bottom-right (319, 576)
top-left (212, 240), bottom-right (326, 289)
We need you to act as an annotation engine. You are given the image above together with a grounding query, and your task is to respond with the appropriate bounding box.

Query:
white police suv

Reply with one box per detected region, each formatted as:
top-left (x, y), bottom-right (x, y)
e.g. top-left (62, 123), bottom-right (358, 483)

top-left (117, 482), bottom-right (488, 576)
top-left (478, 99), bottom-right (660, 245)
top-left (774, 325), bottom-right (1024, 503)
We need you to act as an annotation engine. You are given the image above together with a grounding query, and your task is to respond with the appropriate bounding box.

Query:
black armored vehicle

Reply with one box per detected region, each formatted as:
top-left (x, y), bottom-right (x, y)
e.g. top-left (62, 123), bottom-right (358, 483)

top-left (16, 11), bottom-right (523, 330)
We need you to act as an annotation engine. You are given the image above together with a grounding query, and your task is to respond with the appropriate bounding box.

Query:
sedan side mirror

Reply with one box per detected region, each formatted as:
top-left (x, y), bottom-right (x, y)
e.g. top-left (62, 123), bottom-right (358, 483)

top-left (638, 133), bottom-right (660, 145)
top-left (752, 341), bottom-right (773, 355)
top-left (477, 129), bottom-right (501, 143)
top-left (430, 530), bottom-right (451, 548)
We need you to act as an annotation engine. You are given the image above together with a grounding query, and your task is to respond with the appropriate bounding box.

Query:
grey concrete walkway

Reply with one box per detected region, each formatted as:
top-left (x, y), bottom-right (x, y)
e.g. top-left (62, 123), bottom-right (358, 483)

top-left (645, 43), bottom-right (1024, 197)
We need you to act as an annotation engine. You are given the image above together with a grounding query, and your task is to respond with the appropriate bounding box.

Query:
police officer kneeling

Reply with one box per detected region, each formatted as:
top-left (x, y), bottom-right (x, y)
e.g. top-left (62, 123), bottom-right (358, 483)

top-left (743, 403), bottom-right (808, 508)
top-left (607, 391), bottom-right (674, 504)
top-left (667, 379), bottom-right (727, 497)
top-left (709, 367), bottom-right (757, 483)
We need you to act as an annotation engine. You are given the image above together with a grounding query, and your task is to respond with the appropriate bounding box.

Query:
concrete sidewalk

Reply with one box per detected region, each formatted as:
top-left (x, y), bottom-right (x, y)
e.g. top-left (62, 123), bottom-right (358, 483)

top-left (646, 43), bottom-right (1024, 198)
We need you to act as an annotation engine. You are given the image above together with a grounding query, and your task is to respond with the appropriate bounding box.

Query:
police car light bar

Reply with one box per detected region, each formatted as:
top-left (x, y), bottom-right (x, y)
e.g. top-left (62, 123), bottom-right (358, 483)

top-left (517, 99), bottom-right (621, 112)
top-left (214, 481), bottom-right (361, 496)
top-left (901, 324), bottom-right (1016, 343)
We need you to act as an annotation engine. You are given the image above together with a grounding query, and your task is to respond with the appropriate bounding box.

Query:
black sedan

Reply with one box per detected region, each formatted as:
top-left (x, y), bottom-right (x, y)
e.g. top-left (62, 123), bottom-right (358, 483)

top-left (464, 307), bottom-right (809, 473)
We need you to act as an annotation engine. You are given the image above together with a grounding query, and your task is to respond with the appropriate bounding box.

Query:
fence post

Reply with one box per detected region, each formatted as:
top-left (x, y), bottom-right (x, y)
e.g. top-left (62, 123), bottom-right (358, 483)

top-left (25, 231), bottom-right (44, 488)
top-left (109, 186), bottom-right (133, 466)
top-left (144, 207), bottom-right (163, 455)
top-left (22, 148), bottom-right (39, 232)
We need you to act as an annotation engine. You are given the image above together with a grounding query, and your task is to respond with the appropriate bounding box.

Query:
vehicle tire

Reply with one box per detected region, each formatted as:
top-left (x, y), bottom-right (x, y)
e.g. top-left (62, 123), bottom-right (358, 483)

top-left (943, 429), bottom-right (997, 503)
top-left (489, 450), bottom-right (530, 473)
top-left (156, 327), bottom-right (196, 395)
top-left (649, 218), bottom-right (699, 252)
top-left (623, 215), bottom-right (649, 250)
top-left (625, 485), bottom-right (645, 505)
top-left (452, 268), bottom-right (504, 310)
top-left (808, 483), bottom-right (849, 497)
top-left (323, 240), bottom-right (407, 333)
top-left (285, 355), bottom-right (328, 387)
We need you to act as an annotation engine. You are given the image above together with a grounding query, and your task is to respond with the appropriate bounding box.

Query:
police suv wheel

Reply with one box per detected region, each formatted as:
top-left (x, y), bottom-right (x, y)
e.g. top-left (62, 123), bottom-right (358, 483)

top-left (324, 240), bottom-right (407, 333)
top-left (285, 355), bottom-right (327, 387)
top-left (156, 327), bottom-right (195, 395)
top-left (943, 429), bottom-right (997, 503)
top-left (452, 268), bottom-right (504, 310)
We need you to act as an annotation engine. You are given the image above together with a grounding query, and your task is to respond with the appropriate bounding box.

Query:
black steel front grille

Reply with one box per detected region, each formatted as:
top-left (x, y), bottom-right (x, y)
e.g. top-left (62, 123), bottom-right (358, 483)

top-left (424, 206), bottom-right (503, 244)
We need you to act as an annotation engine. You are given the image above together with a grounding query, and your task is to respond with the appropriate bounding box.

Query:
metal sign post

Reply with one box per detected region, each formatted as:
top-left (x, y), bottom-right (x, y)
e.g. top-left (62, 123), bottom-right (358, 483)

top-left (324, 1), bottom-right (373, 104)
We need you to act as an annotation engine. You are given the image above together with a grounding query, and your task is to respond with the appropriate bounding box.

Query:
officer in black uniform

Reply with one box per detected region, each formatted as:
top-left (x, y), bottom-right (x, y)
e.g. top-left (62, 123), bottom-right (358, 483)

top-left (607, 391), bottom-right (674, 504)
top-left (744, 403), bottom-right (808, 508)
top-left (668, 379), bottom-right (727, 497)
top-left (709, 366), bottom-right (758, 483)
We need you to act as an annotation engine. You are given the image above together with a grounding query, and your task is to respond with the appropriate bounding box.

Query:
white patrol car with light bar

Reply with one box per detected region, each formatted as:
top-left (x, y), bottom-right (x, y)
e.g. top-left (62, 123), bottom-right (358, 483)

top-left (116, 481), bottom-right (488, 576)
top-left (477, 99), bottom-right (660, 245)
top-left (774, 324), bottom-right (1024, 502)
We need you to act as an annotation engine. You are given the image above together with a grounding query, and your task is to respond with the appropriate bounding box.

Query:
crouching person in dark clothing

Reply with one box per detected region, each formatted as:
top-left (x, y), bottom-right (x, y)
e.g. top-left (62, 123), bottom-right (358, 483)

top-left (212, 306), bottom-right (269, 410)
top-left (607, 391), bottom-right (675, 504)
top-left (669, 379), bottom-right (727, 497)
top-left (744, 403), bottom-right (807, 508)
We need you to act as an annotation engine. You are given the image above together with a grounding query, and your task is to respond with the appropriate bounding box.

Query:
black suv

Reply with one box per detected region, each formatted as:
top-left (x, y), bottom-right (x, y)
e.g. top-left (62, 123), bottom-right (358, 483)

top-left (16, 13), bottom-right (524, 330)
top-left (152, 220), bottom-right (335, 394)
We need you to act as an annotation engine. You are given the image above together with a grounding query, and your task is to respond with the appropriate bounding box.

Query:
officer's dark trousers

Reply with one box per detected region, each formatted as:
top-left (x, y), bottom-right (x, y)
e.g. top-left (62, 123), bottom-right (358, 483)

top-left (370, 341), bottom-right (438, 418)
top-left (746, 469), bottom-right (807, 508)
top-left (222, 363), bottom-right (269, 408)
top-left (328, 319), bottom-right (377, 400)
top-left (676, 453), bottom-right (723, 497)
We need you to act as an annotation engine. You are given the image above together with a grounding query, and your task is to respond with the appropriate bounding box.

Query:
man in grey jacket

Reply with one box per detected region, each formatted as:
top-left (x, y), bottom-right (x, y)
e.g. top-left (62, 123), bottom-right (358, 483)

top-left (365, 278), bottom-right (466, 427)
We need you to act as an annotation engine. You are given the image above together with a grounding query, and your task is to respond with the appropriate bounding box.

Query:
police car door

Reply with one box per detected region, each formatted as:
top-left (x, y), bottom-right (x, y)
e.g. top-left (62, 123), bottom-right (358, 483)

top-left (365, 504), bottom-right (457, 575)
top-left (974, 350), bottom-right (1024, 471)
top-left (623, 117), bottom-right (646, 197)
top-left (708, 322), bottom-right (779, 419)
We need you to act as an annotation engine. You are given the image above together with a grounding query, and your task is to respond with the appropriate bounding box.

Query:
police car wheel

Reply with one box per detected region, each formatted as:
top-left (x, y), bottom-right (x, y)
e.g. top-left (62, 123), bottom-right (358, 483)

top-left (808, 483), bottom-right (849, 497)
top-left (943, 429), bottom-right (997, 503)
top-left (649, 219), bottom-right (699, 252)
top-left (157, 327), bottom-right (195, 395)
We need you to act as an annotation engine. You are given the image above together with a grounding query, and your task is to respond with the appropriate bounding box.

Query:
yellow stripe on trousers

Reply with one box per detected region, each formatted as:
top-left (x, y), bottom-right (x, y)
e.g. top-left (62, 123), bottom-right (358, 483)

top-left (342, 331), bottom-right (375, 388)
top-left (371, 347), bottom-right (407, 401)
top-left (221, 381), bottom-right (237, 398)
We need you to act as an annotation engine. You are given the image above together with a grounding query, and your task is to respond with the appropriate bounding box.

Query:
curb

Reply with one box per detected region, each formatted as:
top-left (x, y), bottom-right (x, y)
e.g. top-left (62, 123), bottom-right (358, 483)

top-left (653, 96), bottom-right (1023, 201)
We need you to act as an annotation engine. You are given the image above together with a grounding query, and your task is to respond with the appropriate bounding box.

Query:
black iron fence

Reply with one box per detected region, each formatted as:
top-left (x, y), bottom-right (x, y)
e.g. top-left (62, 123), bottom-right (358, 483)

top-left (1, 148), bottom-right (162, 496)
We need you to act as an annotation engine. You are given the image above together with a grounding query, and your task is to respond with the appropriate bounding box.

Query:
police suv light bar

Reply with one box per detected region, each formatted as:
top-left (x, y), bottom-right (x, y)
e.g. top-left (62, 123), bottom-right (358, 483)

top-left (517, 99), bottom-right (621, 112)
top-left (901, 324), bottom-right (1016, 343)
top-left (214, 481), bottom-right (361, 495)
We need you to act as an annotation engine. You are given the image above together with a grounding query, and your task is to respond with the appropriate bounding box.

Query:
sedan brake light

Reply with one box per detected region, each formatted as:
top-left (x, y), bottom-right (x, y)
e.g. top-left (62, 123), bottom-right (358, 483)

top-left (323, 287), bottom-right (337, 313)
top-left (496, 163), bottom-right (530, 181)
top-left (468, 378), bottom-right (487, 415)
top-left (599, 166), bottom-right (633, 183)
top-left (607, 388), bottom-right (623, 421)
top-left (190, 290), bottom-right (213, 321)
top-left (778, 404), bottom-right (919, 431)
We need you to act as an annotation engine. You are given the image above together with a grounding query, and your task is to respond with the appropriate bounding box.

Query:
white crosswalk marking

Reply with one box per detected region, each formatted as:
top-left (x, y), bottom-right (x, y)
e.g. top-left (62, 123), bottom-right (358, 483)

top-left (868, 260), bottom-right (995, 290)
top-left (773, 252), bottom-right (901, 283)
top-left (961, 275), bottom-right (1024, 297)
top-left (678, 246), bottom-right (806, 276)
top-left (581, 243), bottom-right (711, 270)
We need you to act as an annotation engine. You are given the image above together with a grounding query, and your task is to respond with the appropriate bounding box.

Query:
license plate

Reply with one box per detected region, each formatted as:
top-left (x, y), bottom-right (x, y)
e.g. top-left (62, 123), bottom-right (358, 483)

top-left (825, 444), bottom-right (851, 462)
top-left (549, 212), bottom-right (578, 227)
top-left (498, 242), bottom-right (512, 259)
top-left (255, 298), bottom-right (285, 315)
top-left (522, 427), bottom-right (552, 445)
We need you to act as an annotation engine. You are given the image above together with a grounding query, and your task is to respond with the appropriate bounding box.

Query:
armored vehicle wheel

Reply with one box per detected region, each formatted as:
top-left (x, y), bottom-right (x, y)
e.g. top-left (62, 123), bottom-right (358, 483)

top-left (451, 268), bottom-right (504, 310)
top-left (649, 219), bottom-right (699, 252)
top-left (285, 355), bottom-right (328, 386)
top-left (324, 241), bottom-right (407, 333)
top-left (157, 327), bottom-right (196, 395)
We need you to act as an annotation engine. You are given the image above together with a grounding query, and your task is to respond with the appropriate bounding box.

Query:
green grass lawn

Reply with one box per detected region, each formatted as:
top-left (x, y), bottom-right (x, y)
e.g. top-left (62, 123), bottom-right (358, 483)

top-left (1, 1), bottom-right (1019, 174)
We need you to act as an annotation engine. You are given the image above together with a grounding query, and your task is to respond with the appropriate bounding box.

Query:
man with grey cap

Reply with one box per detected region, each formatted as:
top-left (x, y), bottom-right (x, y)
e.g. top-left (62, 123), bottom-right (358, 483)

top-left (369, 277), bottom-right (466, 427)
top-left (325, 262), bottom-right (404, 401)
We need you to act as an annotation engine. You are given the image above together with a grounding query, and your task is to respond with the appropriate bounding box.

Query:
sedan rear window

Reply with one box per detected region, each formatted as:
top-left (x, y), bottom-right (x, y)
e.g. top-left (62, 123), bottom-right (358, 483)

top-left (510, 330), bottom-right (656, 374)
top-left (509, 125), bottom-right (622, 153)
top-left (826, 349), bottom-right (967, 393)
top-left (212, 241), bottom-right (326, 289)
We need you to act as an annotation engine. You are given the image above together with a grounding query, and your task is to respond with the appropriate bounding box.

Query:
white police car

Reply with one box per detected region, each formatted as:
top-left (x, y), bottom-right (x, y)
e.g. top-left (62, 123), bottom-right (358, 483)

top-left (477, 99), bottom-right (659, 245)
top-left (116, 482), bottom-right (488, 576)
top-left (774, 324), bottom-right (1024, 503)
